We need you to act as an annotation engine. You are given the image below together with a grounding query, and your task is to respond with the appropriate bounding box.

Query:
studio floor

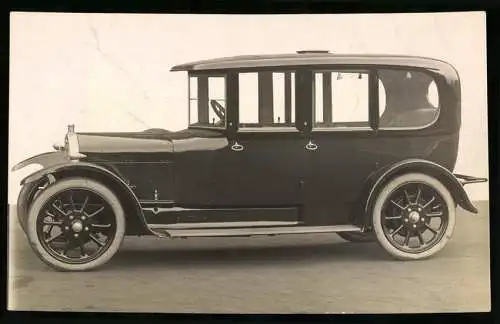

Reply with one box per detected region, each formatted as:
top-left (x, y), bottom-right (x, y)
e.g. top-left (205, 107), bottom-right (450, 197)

top-left (8, 201), bottom-right (491, 314)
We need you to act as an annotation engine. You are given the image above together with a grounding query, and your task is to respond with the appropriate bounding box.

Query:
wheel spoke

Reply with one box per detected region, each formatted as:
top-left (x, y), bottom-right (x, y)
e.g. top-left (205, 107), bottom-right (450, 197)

top-left (89, 234), bottom-right (106, 247)
top-left (391, 225), bottom-right (404, 237)
top-left (79, 242), bottom-right (88, 258)
top-left (69, 194), bottom-right (76, 211)
top-left (403, 231), bottom-right (411, 246)
top-left (51, 203), bottom-right (69, 218)
top-left (385, 215), bottom-right (402, 220)
top-left (417, 232), bottom-right (425, 246)
top-left (80, 195), bottom-right (89, 213)
top-left (422, 196), bottom-right (436, 209)
top-left (404, 189), bottom-right (412, 206)
top-left (425, 224), bottom-right (438, 235)
top-left (44, 210), bottom-right (56, 218)
top-left (45, 225), bottom-right (54, 235)
top-left (43, 219), bottom-right (63, 225)
top-left (390, 200), bottom-right (405, 210)
top-left (61, 241), bottom-right (74, 256)
top-left (84, 206), bottom-right (104, 219)
top-left (415, 186), bottom-right (422, 205)
top-left (91, 223), bottom-right (112, 230)
top-left (45, 232), bottom-right (64, 243)
top-left (54, 198), bottom-right (63, 209)
top-left (426, 211), bottom-right (443, 218)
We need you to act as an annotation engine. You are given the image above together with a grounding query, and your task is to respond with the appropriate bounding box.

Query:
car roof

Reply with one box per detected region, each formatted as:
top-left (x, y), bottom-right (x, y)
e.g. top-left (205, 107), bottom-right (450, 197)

top-left (170, 51), bottom-right (459, 79)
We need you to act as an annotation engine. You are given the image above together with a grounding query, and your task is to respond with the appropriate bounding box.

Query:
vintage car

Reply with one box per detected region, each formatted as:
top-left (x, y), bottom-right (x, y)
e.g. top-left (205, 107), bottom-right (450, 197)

top-left (12, 50), bottom-right (487, 271)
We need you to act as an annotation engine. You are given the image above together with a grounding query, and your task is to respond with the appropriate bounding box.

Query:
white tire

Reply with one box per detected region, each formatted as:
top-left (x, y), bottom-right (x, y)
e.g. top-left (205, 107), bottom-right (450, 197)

top-left (372, 173), bottom-right (456, 260)
top-left (26, 178), bottom-right (125, 271)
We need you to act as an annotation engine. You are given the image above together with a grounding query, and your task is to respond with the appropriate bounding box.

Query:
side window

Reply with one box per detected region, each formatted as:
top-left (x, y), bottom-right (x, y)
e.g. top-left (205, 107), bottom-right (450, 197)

top-left (313, 71), bottom-right (370, 128)
top-left (378, 69), bottom-right (440, 128)
top-left (239, 71), bottom-right (296, 129)
top-left (189, 75), bottom-right (226, 128)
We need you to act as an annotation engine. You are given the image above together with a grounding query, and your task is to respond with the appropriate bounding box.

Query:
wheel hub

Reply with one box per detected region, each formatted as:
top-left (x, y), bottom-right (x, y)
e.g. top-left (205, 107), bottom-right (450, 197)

top-left (408, 211), bottom-right (420, 224)
top-left (71, 220), bottom-right (84, 233)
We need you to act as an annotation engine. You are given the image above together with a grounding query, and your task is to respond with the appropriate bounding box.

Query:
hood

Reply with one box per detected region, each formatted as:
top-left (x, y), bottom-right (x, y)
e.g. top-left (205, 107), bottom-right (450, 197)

top-left (77, 127), bottom-right (228, 154)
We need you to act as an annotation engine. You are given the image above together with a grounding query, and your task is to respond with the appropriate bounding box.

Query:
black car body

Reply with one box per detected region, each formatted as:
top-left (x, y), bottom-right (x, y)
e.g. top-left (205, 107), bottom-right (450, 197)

top-left (12, 50), bottom-right (487, 271)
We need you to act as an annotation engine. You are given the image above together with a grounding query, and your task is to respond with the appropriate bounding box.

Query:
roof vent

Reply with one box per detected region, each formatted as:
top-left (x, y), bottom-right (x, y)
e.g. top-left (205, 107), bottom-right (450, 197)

top-left (296, 50), bottom-right (330, 54)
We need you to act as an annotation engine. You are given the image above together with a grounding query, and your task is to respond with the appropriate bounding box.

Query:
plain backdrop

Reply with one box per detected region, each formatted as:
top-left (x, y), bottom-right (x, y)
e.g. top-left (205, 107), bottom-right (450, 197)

top-left (8, 11), bottom-right (488, 204)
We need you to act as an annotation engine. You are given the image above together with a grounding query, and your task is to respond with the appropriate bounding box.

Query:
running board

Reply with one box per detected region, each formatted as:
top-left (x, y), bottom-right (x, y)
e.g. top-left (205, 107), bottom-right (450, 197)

top-left (149, 224), bottom-right (363, 238)
top-left (149, 221), bottom-right (299, 230)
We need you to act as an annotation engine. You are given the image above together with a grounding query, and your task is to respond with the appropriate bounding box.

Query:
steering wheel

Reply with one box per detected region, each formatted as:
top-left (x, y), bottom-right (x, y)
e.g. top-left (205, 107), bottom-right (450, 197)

top-left (210, 100), bottom-right (226, 121)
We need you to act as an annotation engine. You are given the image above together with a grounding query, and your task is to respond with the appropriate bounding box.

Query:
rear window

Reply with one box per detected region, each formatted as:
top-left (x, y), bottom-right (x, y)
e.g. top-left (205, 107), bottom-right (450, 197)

top-left (378, 70), bottom-right (440, 129)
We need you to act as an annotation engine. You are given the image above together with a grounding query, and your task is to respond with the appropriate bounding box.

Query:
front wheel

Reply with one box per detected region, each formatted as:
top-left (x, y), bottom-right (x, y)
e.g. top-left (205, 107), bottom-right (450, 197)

top-left (26, 178), bottom-right (125, 271)
top-left (372, 173), bottom-right (456, 260)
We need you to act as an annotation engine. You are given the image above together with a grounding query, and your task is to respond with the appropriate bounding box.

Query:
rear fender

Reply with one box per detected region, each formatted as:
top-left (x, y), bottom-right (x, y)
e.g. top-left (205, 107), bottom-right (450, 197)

top-left (17, 161), bottom-right (153, 236)
top-left (360, 159), bottom-right (479, 226)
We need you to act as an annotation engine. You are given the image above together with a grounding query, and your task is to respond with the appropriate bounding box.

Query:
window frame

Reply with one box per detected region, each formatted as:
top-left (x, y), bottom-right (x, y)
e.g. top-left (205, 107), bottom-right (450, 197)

top-left (187, 71), bottom-right (229, 131)
top-left (375, 67), bottom-right (442, 132)
top-left (185, 66), bottom-right (443, 135)
top-left (311, 68), bottom-right (374, 132)
top-left (234, 69), bottom-right (301, 134)
top-left (309, 66), bottom-right (443, 133)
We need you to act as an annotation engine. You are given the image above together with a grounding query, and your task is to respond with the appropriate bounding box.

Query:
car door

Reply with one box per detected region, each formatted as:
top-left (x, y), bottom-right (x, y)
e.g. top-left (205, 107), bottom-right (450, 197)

top-left (212, 70), bottom-right (308, 211)
top-left (302, 69), bottom-right (380, 225)
top-left (213, 130), bottom-right (307, 208)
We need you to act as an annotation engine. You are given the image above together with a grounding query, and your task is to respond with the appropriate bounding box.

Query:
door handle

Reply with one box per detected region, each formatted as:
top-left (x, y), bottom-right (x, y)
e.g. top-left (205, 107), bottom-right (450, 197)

top-left (231, 141), bottom-right (244, 152)
top-left (305, 140), bottom-right (318, 151)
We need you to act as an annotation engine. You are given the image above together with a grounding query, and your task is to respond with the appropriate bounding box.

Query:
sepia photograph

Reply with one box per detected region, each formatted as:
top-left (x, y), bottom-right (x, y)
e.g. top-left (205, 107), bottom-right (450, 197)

top-left (8, 11), bottom-right (489, 313)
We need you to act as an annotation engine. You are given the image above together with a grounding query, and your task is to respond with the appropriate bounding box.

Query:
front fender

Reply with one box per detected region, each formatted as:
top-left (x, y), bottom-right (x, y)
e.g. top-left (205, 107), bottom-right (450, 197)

top-left (15, 160), bottom-right (154, 236)
top-left (20, 161), bottom-right (119, 186)
top-left (364, 159), bottom-right (479, 221)
top-left (12, 151), bottom-right (69, 173)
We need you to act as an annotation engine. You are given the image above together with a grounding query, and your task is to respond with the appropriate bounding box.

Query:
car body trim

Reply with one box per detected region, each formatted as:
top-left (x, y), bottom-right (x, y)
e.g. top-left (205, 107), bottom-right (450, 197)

top-left (143, 207), bottom-right (204, 214)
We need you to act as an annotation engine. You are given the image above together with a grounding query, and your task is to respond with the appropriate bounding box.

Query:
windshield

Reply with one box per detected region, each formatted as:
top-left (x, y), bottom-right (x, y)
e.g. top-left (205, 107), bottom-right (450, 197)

top-left (189, 74), bottom-right (227, 128)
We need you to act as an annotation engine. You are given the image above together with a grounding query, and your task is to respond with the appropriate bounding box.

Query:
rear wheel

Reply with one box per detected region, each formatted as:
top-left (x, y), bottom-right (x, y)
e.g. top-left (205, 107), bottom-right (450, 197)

top-left (26, 178), bottom-right (125, 271)
top-left (372, 173), bottom-right (455, 260)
